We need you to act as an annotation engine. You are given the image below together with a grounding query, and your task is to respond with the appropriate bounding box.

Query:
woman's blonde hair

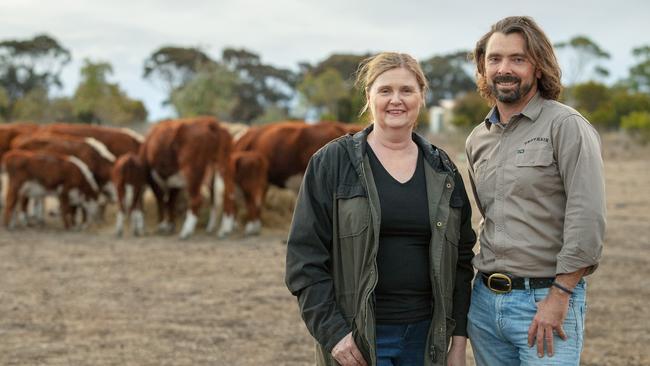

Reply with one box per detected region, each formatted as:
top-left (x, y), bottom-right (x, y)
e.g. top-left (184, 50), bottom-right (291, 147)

top-left (355, 52), bottom-right (429, 117)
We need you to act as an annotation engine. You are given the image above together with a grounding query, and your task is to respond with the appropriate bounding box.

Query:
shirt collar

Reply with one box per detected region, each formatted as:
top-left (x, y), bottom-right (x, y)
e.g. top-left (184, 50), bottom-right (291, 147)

top-left (483, 91), bottom-right (544, 128)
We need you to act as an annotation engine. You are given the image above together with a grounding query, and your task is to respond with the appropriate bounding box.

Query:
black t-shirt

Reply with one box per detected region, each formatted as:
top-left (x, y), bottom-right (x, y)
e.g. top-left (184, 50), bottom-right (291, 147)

top-left (367, 143), bottom-right (432, 324)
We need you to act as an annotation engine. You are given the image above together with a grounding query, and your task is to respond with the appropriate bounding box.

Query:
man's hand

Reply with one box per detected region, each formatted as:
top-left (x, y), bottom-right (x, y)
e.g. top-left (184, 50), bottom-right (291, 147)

top-left (447, 335), bottom-right (467, 366)
top-left (527, 287), bottom-right (570, 357)
top-left (331, 332), bottom-right (367, 366)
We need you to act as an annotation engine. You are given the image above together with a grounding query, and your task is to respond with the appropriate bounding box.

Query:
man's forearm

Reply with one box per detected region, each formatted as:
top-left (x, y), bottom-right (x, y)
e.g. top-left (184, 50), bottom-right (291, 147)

top-left (551, 268), bottom-right (586, 297)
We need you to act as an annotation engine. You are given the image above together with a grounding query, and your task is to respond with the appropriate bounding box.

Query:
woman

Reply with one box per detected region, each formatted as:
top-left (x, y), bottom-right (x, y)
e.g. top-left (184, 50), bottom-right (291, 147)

top-left (285, 52), bottom-right (476, 366)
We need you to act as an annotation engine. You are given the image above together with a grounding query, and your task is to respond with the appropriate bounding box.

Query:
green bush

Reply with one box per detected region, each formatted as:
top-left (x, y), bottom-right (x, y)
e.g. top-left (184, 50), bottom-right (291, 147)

top-left (621, 111), bottom-right (650, 144)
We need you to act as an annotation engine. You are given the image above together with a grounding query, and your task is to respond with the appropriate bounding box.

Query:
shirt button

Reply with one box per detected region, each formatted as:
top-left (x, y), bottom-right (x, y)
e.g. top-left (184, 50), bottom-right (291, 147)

top-left (446, 183), bottom-right (452, 189)
top-left (436, 222), bottom-right (442, 227)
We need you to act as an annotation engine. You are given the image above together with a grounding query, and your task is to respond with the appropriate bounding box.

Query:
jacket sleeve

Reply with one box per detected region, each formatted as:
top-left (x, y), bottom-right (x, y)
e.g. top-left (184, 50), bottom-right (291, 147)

top-left (451, 171), bottom-right (477, 337)
top-left (552, 114), bottom-right (606, 275)
top-left (285, 152), bottom-right (351, 353)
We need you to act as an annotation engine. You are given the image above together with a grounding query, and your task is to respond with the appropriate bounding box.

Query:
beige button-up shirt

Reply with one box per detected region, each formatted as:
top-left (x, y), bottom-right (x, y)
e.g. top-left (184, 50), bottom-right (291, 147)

top-left (466, 93), bottom-right (606, 278)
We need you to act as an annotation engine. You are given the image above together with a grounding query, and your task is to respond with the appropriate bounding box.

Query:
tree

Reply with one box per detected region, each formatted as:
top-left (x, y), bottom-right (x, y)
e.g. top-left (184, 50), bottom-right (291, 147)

top-left (298, 53), bottom-right (370, 122)
top-left (420, 51), bottom-right (475, 106)
top-left (11, 87), bottom-right (75, 123)
top-left (142, 46), bottom-right (215, 103)
top-left (628, 45), bottom-right (650, 93)
top-left (555, 36), bottom-right (610, 85)
top-left (569, 81), bottom-right (612, 115)
top-left (170, 64), bottom-right (239, 120)
top-left (306, 53), bottom-right (370, 82)
top-left (0, 34), bottom-right (71, 119)
top-left (297, 68), bottom-right (349, 120)
top-left (451, 91), bottom-right (491, 129)
top-left (74, 59), bottom-right (147, 125)
top-left (0, 86), bottom-right (8, 122)
top-left (222, 48), bottom-right (295, 122)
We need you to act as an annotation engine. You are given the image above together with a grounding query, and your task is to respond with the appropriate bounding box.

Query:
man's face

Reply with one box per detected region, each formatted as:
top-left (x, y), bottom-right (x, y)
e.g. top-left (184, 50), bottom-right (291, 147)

top-left (484, 32), bottom-right (540, 104)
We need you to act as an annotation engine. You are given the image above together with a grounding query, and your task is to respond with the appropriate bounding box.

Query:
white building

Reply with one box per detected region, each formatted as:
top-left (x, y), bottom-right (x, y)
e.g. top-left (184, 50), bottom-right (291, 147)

top-left (428, 99), bottom-right (456, 133)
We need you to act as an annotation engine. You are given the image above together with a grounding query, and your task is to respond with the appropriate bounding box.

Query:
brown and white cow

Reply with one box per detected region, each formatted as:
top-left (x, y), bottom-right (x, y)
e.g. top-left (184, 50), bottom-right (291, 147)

top-left (111, 152), bottom-right (147, 237)
top-left (11, 133), bottom-right (116, 201)
top-left (2, 150), bottom-right (100, 229)
top-left (40, 123), bottom-right (143, 157)
top-left (234, 120), bottom-right (363, 187)
top-left (141, 116), bottom-right (235, 239)
top-left (0, 122), bottom-right (41, 207)
top-left (230, 150), bottom-right (268, 236)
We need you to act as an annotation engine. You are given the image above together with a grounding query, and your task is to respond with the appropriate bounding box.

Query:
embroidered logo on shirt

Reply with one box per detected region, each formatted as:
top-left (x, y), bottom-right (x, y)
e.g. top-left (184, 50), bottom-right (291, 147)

top-left (523, 137), bottom-right (549, 145)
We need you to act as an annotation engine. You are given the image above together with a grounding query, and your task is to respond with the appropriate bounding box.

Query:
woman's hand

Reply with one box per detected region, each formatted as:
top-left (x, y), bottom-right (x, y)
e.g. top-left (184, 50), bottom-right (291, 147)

top-left (447, 335), bottom-right (467, 366)
top-left (331, 332), bottom-right (368, 366)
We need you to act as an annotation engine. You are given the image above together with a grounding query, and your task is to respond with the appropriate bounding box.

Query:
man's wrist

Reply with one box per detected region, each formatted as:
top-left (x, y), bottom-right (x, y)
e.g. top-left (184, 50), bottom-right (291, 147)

top-left (548, 285), bottom-right (572, 299)
top-left (552, 281), bottom-right (574, 295)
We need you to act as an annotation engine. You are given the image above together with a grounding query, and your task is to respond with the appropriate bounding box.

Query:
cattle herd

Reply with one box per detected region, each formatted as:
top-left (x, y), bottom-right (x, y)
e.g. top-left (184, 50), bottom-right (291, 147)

top-left (0, 117), bottom-right (363, 239)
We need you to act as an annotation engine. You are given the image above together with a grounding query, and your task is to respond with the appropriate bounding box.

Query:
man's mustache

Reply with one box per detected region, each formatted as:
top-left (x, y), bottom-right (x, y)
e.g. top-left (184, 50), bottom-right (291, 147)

top-left (493, 75), bottom-right (521, 84)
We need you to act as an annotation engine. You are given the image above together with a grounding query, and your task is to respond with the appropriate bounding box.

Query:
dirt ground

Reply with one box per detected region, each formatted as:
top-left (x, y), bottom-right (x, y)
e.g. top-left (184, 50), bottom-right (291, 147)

top-left (0, 132), bottom-right (648, 365)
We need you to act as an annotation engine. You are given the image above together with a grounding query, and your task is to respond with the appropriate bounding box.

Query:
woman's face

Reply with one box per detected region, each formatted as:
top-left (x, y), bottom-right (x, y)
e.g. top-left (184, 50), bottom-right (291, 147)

top-left (367, 67), bottom-right (422, 131)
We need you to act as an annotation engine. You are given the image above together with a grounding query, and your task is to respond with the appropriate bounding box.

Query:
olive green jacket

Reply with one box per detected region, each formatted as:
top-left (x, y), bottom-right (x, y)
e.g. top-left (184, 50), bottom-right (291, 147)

top-left (285, 125), bottom-right (476, 365)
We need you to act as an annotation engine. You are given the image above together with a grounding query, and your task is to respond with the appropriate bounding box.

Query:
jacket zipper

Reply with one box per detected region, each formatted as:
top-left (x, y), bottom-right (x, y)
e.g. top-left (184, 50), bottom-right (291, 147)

top-left (359, 159), bottom-right (379, 360)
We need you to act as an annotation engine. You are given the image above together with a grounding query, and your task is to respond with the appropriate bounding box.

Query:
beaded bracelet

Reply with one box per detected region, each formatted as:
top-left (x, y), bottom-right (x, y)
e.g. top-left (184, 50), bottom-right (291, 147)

top-left (552, 281), bottom-right (574, 295)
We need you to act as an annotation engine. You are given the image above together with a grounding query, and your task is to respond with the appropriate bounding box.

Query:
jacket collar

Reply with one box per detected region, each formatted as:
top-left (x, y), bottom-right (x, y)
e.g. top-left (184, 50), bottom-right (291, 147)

top-left (347, 123), bottom-right (454, 175)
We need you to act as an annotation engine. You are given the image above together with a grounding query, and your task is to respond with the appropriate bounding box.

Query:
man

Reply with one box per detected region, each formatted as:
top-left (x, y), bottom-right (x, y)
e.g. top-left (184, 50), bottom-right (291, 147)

top-left (465, 16), bottom-right (606, 366)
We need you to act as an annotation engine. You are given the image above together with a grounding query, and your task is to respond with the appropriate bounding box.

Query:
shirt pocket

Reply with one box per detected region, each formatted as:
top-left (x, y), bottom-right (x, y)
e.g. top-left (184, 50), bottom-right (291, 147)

top-left (513, 147), bottom-right (561, 198)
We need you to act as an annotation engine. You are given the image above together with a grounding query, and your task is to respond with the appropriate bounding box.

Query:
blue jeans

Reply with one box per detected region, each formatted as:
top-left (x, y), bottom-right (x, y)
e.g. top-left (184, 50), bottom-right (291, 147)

top-left (468, 276), bottom-right (586, 366)
top-left (376, 318), bottom-right (431, 366)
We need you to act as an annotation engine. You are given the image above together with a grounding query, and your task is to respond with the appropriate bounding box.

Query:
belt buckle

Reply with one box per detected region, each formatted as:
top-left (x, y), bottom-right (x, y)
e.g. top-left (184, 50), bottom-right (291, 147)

top-left (487, 273), bottom-right (512, 294)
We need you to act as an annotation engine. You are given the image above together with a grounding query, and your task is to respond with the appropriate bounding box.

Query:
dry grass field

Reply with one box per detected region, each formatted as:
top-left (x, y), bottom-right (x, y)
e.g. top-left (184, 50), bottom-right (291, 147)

top-left (0, 131), bottom-right (648, 365)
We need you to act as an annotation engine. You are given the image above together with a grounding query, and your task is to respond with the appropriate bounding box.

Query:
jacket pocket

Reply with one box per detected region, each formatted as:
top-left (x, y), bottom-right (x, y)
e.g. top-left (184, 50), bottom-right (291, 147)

top-left (336, 184), bottom-right (369, 238)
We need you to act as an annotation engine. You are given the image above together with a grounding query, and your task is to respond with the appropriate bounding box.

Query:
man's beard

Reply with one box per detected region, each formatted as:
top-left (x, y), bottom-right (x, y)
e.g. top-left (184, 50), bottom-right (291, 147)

top-left (489, 75), bottom-right (534, 103)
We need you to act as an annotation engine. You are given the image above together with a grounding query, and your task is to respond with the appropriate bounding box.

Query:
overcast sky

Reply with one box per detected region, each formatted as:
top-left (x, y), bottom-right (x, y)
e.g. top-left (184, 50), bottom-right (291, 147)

top-left (2, 0), bottom-right (648, 120)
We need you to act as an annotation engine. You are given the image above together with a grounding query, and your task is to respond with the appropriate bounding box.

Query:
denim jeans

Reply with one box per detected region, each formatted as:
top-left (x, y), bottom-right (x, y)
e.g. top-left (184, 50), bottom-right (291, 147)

top-left (468, 275), bottom-right (586, 366)
top-left (376, 318), bottom-right (431, 366)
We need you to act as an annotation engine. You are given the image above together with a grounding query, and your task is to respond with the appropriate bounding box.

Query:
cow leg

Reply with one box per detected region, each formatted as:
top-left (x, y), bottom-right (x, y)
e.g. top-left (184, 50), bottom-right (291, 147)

top-left (243, 187), bottom-right (263, 236)
top-left (179, 175), bottom-right (203, 240)
top-left (32, 196), bottom-right (46, 227)
top-left (3, 181), bottom-right (20, 229)
top-left (158, 188), bottom-right (179, 235)
top-left (217, 167), bottom-right (236, 238)
top-left (148, 177), bottom-right (168, 232)
top-left (206, 175), bottom-right (223, 233)
top-left (114, 182), bottom-right (128, 237)
top-left (132, 184), bottom-right (145, 236)
top-left (59, 193), bottom-right (72, 229)
top-left (19, 196), bottom-right (31, 227)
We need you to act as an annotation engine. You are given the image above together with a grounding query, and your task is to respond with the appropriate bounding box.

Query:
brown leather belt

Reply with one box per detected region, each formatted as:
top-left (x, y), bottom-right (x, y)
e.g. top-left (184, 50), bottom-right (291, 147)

top-left (480, 272), bottom-right (554, 294)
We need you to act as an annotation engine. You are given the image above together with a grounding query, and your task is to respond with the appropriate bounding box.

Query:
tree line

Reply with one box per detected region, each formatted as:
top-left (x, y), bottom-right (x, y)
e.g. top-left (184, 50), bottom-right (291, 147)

top-left (1, 34), bottom-right (649, 140)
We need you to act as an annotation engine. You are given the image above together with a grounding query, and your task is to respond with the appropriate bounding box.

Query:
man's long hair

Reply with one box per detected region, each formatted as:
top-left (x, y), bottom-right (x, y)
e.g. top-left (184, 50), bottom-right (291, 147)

top-left (472, 16), bottom-right (563, 104)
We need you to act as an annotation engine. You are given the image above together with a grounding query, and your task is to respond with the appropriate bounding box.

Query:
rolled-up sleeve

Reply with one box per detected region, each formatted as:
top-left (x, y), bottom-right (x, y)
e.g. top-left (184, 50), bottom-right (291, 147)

top-left (553, 115), bottom-right (606, 275)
